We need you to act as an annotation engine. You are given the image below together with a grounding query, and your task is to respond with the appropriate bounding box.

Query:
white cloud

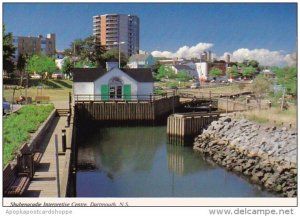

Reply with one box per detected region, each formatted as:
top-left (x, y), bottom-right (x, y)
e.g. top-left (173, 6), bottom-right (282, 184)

top-left (219, 48), bottom-right (294, 67)
top-left (151, 42), bottom-right (214, 59)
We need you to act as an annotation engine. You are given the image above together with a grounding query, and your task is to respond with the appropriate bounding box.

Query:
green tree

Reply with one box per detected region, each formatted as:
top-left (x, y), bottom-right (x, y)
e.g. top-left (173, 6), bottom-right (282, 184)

top-left (74, 60), bottom-right (96, 68)
top-left (273, 66), bottom-right (297, 96)
top-left (226, 65), bottom-right (240, 78)
top-left (248, 60), bottom-right (259, 68)
top-left (251, 75), bottom-right (272, 109)
top-left (61, 57), bottom-right (73, 78)
top-left (176, 70), bottom-right (191, 82)
top-left (16, 54), bottom-right (27, 86)
top-left (27, 54), bottom-right (57, 78)
top-left (3, 25), bottom-right (16, 75)
top-left (209, 67), bottom-right (223, 78)
top-left (155, 65), bottom-right (175, 81)
top-left (152, 61), bottom-right (162, 76)
top-left (66, 36), bottom-right (106, 68)
top-left (101, 48), bottom-right (128, 68)
top-left (242, 66), bottom-right (256, 78)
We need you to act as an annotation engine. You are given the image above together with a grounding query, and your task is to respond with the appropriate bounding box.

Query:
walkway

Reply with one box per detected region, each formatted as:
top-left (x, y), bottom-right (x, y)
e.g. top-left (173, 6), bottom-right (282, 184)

top-left (24, 101), bottom-right (71, 197)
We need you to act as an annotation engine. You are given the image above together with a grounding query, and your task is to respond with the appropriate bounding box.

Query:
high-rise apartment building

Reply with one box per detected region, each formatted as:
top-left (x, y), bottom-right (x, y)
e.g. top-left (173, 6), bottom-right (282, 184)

top-left (12, 34), bottom-right (56, 60)
top-left (93, 14), bottom-right (139, 57)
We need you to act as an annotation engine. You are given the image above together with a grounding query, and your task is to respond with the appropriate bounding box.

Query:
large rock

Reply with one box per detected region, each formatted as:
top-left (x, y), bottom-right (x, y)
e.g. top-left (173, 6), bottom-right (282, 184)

top-left (193, 115), bottom-right (297, 197)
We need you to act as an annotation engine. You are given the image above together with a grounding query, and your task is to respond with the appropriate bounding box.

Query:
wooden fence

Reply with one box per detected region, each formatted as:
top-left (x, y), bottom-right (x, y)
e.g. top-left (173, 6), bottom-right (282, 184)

top-left (167, 112), bottom-right (220, 146)
top-left (75, 96), bottom-right (181, 124)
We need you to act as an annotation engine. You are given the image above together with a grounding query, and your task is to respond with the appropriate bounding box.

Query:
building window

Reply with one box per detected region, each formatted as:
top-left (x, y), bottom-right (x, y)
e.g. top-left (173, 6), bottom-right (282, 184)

top-left (109, 77), bottom-right (123, 99)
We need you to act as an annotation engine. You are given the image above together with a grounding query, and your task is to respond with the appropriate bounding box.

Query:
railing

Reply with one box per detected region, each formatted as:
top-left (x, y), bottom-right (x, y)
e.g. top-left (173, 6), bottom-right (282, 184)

top-left (74, 93), bottom-right (176, 102)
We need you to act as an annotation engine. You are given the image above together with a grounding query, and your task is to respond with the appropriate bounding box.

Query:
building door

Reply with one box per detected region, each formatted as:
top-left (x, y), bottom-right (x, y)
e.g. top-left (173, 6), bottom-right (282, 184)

top-left (109, 77), bottom-right (123, 100)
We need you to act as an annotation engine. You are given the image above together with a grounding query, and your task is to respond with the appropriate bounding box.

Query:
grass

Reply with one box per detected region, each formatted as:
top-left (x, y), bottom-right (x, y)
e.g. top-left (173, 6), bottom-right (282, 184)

top-left (3, 104), bottom-right (54, 166)
top-left (3, 79), bottom-right (73, 102)
top-left (240, 106), bottom-right (297, 128)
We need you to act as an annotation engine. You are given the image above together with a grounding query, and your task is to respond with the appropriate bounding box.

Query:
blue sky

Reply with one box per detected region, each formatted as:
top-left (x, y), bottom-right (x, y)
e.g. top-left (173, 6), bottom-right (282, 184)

top-left (3, 2), bottom-right (297, 65)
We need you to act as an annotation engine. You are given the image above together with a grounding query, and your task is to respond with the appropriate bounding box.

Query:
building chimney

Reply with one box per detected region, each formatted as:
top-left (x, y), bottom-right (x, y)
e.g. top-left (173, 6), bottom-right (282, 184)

top-left (106, 62), bottom-right (119, 71)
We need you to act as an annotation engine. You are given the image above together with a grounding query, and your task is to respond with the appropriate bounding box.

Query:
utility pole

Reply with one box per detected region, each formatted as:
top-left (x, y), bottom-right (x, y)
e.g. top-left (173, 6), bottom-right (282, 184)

top-left (113, 41), bottom-right (125, 68)
top-left (280, 88), bottom-right (286, 111)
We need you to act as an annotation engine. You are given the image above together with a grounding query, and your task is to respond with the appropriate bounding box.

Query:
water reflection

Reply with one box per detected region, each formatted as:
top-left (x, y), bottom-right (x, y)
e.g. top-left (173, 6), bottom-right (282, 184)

top-left (77, 126), bottom-right (166, 177)
top-left (76, 126), bottom-right (274, 197)
top-left (167, 145), bottom-right (213, 176)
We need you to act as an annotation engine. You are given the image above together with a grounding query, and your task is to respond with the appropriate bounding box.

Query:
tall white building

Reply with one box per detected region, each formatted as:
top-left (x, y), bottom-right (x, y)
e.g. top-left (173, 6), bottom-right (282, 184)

top-left (93, 14), bottom-right (139, 57)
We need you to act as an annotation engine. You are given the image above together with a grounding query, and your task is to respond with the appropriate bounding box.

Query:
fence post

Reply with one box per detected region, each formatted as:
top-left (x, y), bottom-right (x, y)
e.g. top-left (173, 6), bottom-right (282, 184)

top-left (61, 129), bottom-right (66, 152)
top-left (55, 134), bottom-right (61, 197)
top-left (268, 101), bottom-right (272, 109)
top-left (226, 96), bottom-right (228, 114)
top-left (172, 90), bottom-right (175, 114)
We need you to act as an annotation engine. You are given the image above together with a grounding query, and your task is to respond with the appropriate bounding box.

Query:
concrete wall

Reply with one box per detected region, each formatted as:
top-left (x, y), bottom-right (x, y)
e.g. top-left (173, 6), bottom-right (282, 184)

top-left (73, 82), bottom-right (94, 101)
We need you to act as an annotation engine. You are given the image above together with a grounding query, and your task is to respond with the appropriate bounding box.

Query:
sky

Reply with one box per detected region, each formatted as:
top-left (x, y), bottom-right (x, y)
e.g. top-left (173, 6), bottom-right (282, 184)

top-left (3, 2), bottom-right (297, 66)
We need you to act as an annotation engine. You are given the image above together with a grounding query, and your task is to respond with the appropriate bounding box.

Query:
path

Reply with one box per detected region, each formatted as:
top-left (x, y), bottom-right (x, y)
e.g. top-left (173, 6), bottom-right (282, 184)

top-left (24, 100), bottom-right (71, 197)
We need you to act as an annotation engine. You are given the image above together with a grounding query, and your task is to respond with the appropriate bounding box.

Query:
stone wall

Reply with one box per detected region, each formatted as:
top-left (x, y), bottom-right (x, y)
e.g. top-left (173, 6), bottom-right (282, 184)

top-left (193, 116), bottom-right (297, 197)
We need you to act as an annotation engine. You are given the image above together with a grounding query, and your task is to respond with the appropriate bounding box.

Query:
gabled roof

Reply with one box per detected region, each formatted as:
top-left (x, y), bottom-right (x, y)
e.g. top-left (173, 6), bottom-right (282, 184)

top-left (73, 67), bottom-right (153, 83)
top-left (73, 68), bottom-right (106, 82)
top-left (128, 54), bottom-right (152, 62)
top-left (122, 68), bottom-right (154, 82)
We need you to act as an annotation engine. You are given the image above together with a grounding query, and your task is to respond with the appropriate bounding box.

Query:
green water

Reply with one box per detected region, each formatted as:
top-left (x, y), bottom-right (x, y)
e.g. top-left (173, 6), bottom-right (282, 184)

top-left (76, 126), bottom-right (274, 197)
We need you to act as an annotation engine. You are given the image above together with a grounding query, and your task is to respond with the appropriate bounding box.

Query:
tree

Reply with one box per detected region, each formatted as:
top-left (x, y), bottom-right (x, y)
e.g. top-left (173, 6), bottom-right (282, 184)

top-left (248, 60), bottom-right (259, 68)
top-left (209, 67), bottom-right (223, 78)
top-left (273, 66), bottom-right (297, 96)
top-left (155, 65), bottom-right (175, 81)
top-left (74, 60), bottom-right (96, 68)
top-left (27, 54), bottom-right (57, 78)
top-left (242, 66), bottom-right (256, 78)
top-left (65, 36), bottom-right (106, 68)
top-left (226, 65), bottom-right (240, 78)
top-left (61, 57), bottom-right (73, 78)
top-left (251, 75), bottom-right (272, 109)
top-left (3, 25), bottom-right (16, 75)
top-left (16, 54), bottom-right (27, 86)
top-left (176, 70), bottom-right (191, 82)
top-left (152, 61), bottom-right (162, 76)
top-left (101, 48), bottom-right (128, 68)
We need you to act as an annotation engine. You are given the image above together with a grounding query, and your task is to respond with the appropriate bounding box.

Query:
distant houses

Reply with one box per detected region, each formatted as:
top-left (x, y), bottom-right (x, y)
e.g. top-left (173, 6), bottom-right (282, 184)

top-left (73, 62), bottom-right (154, 101)
top-left (170, 64), bottom-right (198, 78)
top-left (127, 53), bottom-right (156, 69)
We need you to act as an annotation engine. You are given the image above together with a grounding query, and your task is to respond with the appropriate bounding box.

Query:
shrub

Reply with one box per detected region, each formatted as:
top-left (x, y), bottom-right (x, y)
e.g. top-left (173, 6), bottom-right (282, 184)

top-left (3, 104), bottom-right (54, 166)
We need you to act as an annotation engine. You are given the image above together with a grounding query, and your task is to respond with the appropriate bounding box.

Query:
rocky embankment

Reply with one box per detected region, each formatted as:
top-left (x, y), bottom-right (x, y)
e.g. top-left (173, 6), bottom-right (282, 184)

top-left (193, 116), bottom-right (297, 197)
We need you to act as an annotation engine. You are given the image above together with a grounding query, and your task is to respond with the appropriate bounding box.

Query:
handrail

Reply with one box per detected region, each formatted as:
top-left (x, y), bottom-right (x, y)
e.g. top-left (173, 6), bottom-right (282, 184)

top-left (172, 112), bottom-right (221, 118)
top-left (74, 93), bottom-right (176, 102)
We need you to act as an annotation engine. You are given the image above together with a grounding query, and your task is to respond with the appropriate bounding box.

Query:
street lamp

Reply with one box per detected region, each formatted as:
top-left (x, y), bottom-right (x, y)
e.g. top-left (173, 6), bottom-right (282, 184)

top-left (113, 41), bottom-right (126, 68)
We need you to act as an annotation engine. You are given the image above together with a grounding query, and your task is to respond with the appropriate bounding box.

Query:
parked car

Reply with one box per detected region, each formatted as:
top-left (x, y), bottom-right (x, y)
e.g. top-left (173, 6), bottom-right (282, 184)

top-left (191, 82), bottom-right (200, 89)
top-left (30, 74), bottom-right (42, 79)
top-left (3, 99), bottom-right (11, 115)
top-left (51, 73), bottom-right (64, 80)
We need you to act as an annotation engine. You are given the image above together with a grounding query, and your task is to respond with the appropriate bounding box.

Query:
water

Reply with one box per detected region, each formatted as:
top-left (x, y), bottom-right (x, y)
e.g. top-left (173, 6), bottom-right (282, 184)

top-left (76, 126), bottom-right (274, 197)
